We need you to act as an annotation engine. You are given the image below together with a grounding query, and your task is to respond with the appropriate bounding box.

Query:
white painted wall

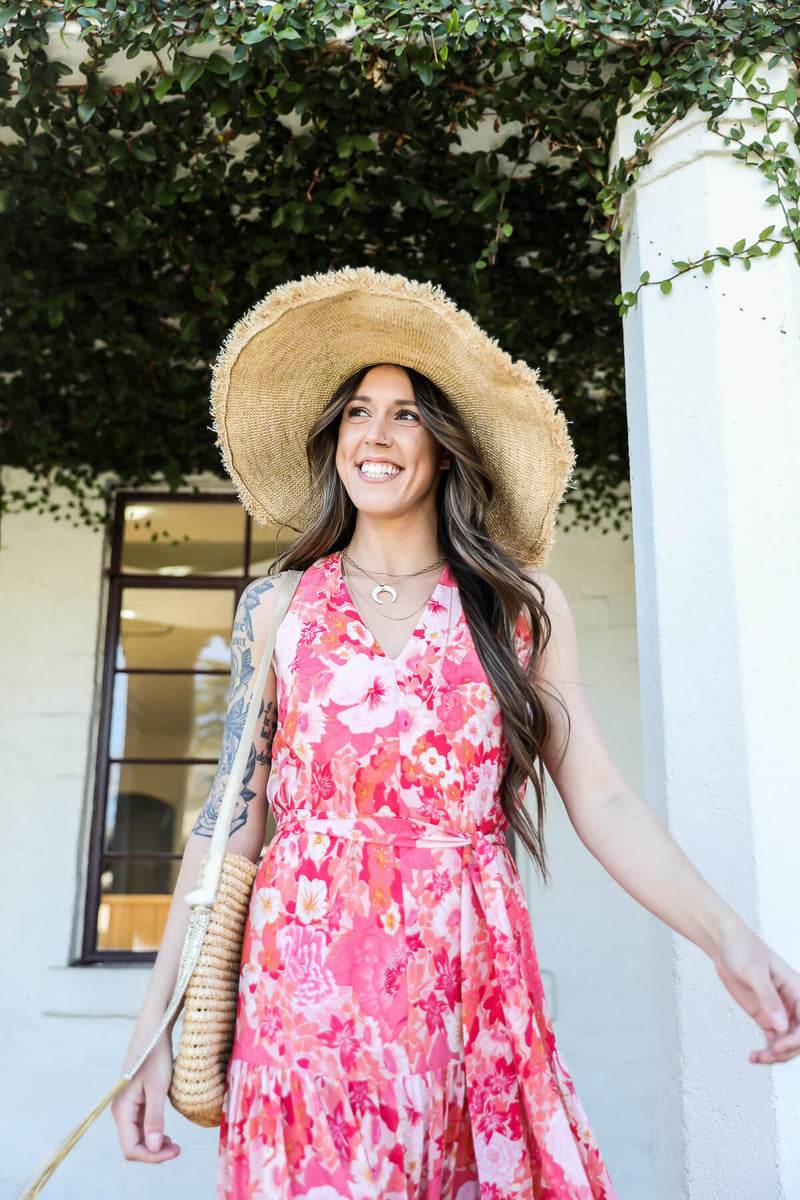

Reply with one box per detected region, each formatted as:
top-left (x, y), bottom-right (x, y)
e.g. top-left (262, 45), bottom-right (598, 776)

top-left (0, 468), bottom-right (656, 1197)
top-left (0, 469), bottom-right (218, 1199)
top-left (518, 519), bottom-right (661, 1200)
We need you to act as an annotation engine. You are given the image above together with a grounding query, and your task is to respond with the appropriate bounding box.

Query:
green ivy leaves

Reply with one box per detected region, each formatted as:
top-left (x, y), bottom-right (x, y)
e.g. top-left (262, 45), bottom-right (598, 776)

top-left (540, 1), bottom-right (557, 27)
top-left (1, 0), bottom-right (798, 530)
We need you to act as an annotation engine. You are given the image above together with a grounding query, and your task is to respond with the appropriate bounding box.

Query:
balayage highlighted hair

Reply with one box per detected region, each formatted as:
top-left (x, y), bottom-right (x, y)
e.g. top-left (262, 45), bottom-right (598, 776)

top-left (274, 364), bottom-right (568, 880)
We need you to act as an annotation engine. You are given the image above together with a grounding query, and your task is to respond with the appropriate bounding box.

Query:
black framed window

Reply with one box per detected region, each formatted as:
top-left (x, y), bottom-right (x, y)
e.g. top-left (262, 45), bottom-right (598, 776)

top-left (81, 493), bottom-right (295, 963)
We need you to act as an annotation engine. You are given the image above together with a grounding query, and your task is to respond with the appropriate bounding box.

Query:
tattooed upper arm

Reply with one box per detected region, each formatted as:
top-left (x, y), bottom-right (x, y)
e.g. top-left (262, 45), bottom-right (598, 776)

top-left (192, 574), bottom-right (283, 842)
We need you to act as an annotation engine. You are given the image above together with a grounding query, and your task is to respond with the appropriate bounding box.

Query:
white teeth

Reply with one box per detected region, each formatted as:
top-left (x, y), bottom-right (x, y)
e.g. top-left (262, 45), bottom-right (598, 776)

top-left (359, 462), bottom-right (400, 479)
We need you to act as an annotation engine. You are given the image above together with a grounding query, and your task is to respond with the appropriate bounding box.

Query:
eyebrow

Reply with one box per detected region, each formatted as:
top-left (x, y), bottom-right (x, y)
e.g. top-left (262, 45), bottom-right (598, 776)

top-left (350, 395), bottom-right (418, 405)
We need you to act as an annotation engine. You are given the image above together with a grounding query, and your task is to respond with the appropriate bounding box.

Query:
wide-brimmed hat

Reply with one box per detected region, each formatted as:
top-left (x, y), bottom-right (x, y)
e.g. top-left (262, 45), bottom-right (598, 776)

top-left (210, 266), bottom-right (575, 565)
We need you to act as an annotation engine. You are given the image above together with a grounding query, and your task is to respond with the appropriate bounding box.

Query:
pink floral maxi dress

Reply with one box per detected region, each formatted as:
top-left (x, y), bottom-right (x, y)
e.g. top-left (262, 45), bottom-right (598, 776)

top-left (218, 554), bottom-right (618, 1200)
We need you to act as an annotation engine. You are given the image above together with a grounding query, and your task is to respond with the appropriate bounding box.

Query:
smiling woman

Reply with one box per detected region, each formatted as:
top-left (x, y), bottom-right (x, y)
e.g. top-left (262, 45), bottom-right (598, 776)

top-left (271, 349), bottom-right (558, 877)
top-left (101, 267), bottom-right (800, 1200)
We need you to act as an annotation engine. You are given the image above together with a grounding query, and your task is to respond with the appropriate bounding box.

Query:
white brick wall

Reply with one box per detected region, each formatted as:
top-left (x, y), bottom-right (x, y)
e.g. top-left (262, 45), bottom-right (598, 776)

top-left (0, 470), bottom-right (219, 1197)
top-left (0, 470), bottom-right (660, 1198)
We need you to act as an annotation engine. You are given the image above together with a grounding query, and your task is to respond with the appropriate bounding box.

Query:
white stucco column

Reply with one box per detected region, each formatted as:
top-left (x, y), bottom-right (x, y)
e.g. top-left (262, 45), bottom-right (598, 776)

top-left (612, 73), bottom-right (800, 1200)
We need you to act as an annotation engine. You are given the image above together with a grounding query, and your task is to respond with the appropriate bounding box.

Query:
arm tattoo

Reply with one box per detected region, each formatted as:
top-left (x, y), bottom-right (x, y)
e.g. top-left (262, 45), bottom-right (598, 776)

top-left (192, 577), bottom-right (279, 839)
top-left (256, 700), bottom-right (279, 767)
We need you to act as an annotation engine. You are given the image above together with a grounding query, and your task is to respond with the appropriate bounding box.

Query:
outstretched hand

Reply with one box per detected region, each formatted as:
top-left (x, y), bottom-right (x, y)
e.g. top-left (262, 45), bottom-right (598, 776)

top-left (714, 924), bottom-right (800, 1064)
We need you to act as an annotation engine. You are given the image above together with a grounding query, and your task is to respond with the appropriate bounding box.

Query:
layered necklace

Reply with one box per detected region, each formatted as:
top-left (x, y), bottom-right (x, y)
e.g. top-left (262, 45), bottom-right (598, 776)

top-left (341, 547), bottom-right (446, 608)
top-left (340, 548), bottom-right (454, 705)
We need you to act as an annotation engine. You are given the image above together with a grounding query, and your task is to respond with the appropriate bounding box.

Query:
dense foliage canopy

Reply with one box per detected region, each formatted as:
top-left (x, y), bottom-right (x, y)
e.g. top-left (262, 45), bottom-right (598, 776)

top-left (1, 1), bottom-right (797, 533)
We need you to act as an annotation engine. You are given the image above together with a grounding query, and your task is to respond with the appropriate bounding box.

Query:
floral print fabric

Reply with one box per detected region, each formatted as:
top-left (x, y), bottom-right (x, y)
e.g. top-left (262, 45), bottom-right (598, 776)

top-left (217, 553), bottom-right (617, 1200)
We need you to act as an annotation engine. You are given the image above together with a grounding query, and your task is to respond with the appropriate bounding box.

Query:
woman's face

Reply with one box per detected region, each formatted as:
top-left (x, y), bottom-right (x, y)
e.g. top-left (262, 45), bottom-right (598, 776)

top-left (335, 365), bottom-right (448, 522)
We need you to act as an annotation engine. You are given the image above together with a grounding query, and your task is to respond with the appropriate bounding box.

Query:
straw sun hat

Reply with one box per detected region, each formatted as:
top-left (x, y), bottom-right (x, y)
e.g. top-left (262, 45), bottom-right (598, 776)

top-left (210, 266), bottom-right (575, 566)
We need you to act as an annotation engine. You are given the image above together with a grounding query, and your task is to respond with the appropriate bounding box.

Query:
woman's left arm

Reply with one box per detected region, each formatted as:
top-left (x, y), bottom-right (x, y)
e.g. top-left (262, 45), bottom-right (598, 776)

top-left (532, 571), bottom-right (800, 1065)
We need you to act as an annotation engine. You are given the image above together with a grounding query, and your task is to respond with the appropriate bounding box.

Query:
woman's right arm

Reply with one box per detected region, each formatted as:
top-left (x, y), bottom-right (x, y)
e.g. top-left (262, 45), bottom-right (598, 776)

top-left (533, 570), bottom-right (800, 1063)
top-left (111, 573), bottom-right (285, 1162)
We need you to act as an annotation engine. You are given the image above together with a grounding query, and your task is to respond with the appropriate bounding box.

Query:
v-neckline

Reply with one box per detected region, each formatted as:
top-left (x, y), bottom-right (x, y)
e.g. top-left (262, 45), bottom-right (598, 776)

top-left (335, 552), bottom-right (450, 665)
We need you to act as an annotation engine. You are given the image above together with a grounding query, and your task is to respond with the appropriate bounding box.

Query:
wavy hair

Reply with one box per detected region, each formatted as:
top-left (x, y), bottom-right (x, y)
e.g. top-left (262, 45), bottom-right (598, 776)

top-left (273, 364), bottom-right (566, 879)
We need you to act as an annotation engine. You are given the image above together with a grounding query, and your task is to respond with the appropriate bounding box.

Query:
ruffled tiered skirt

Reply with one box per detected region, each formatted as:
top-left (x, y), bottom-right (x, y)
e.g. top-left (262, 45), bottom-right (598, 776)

top-left (216, 814), bottom-right (617, 1200)
top-left (219, 1058), bottom-right (479, 1198)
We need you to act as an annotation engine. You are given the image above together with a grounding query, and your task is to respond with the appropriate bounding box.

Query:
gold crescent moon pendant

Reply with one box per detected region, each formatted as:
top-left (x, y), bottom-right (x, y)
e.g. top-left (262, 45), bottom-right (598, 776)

top-left (371, 583), bottom-right (397, 604)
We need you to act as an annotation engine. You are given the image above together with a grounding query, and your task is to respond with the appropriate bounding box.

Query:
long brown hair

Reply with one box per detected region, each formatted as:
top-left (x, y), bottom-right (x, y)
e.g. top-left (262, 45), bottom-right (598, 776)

top-left (273, 364), bottom-right (566, 880)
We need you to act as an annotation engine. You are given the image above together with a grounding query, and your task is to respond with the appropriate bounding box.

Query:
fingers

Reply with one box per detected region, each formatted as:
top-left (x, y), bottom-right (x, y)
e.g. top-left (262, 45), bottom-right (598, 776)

top-left (748, 959), bottom-right (800, 1064)
top-left (753, 981), bottom-right (789, 1034)
top-left (137, 1134), bottom-right (181, 1163)
top-left (774, 964), bottom-right (800, 1026)
top-left (143, 1076), bottom-right (165, 1152)
top-left (141, 1078), bottom-right (179, 1161)
top-left (715, 936), bottom-right (800, 1065)
top-left (112, 1080), bottom-right (143, 1159)
top-left (750, 1021), bottom-right (800, 1065)
top-left (112, 1079), bottom-right (181, 1163)
top-left (750, 1037), bottom-right (800, 1065)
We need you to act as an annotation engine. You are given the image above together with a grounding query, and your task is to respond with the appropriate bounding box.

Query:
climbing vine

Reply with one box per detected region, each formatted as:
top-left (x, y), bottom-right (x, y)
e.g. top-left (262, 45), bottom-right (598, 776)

top-left (0, 1), bottom-right (797, 532)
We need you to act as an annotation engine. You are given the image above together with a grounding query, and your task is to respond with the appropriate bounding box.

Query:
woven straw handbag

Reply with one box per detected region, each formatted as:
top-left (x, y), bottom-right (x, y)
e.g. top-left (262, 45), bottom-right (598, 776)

top-left (17, 569), bottom-right (302, 1199)
top-left (168, 851), bottom-right (261, 1125)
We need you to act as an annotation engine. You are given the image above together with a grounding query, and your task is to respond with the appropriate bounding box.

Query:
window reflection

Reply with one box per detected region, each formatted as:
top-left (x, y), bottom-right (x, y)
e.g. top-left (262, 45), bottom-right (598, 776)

top-left (104, 763), bottom-right (216, 857)
top-left (109, 673), bottom-right (229, 761)
top-left (249, 518), bottom-right (297, 575)
top-left (118, 588), bottom-right (234, 670)
top-left (121, 501), bottom-right (246, 576)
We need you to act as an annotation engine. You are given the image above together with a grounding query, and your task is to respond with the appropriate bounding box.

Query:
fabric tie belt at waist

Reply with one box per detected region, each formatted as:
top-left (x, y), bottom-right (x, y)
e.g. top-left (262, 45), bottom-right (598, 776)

top-left (275, 809), bottom-right (508, 854)
top-left (271, 810), bottom-right (589, 1199)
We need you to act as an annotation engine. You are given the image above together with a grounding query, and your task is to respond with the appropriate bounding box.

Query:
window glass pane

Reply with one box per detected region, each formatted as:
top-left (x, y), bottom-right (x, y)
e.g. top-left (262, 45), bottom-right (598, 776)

top-left (105, 762), bottom-right (217, 857)
top-left (91, 493), bottom-right (287, 959)
top-left (109, 673), bottom-right (229, 760)
top-left (97, 766), bottom-right (277, 953)
top-left (249, 518), bottom-right (299, 576)
top-left (118, 587), bottom-right (235, 670)
top-left (120, 501), bottom-right (246, 576)
top-left (97, 856), bottom-right (181, 952)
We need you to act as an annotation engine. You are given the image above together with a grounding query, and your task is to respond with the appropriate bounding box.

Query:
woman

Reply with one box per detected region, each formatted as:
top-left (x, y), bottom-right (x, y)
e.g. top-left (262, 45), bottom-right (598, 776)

top-left (113, 268), bottom-right (800, 1199)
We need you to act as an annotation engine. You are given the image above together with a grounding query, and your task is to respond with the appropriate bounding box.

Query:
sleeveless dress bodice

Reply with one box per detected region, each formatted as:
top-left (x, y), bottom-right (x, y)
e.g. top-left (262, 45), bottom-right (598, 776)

top-left (217, 553), bottom-right (617, 1200)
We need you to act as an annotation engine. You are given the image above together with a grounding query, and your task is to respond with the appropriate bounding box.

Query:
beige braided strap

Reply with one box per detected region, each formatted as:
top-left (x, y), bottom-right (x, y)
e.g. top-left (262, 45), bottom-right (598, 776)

top-left (120, 568), bottom-right (302, 1083)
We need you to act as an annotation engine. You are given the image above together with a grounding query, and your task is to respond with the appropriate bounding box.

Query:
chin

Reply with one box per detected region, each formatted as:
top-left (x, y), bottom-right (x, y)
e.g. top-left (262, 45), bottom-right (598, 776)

top-left (345, 476), bottom-right (398, 503)
top-left (351, 495), bottom-right (404, 518)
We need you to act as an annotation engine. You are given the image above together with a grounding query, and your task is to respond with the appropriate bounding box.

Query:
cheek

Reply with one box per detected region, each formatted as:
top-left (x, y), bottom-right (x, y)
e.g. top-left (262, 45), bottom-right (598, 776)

top-left (335, 427), bottom-right (365, 498)
top-left (416, 431), bottom-right (445, 478)
top-left (335, 427), bottom-right (352, 475)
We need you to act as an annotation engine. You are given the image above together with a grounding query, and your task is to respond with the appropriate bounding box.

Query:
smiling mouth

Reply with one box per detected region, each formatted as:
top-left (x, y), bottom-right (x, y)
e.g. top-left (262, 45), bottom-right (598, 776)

top-left (357, 461), bottom-right (402, 480)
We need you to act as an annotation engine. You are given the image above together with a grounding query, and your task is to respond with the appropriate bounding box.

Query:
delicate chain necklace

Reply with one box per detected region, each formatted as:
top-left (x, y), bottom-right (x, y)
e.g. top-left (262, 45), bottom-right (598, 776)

top-left (341, 547), bottom-right (446, 605)
top-left (342, 553), bottom-right (432, 623)
top-left (341, 553), bottom-right (454, 707)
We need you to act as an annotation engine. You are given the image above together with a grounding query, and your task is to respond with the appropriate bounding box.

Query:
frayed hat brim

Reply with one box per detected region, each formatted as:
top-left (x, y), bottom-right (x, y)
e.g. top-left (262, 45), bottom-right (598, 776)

top-left (210, 267), bottom-right (575, 565)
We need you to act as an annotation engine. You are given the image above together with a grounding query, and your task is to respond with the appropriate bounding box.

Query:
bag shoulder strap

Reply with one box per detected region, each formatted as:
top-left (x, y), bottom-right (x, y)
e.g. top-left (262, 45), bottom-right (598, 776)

top-left (185, 568), bottom-right (303, 908)
top-left (133, 567), bottom-right (304, 1065)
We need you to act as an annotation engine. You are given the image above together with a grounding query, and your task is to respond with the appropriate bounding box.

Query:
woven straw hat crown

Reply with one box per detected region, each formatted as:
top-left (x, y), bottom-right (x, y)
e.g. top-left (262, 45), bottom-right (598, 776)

top-left (211, 266), bottom-right (575, 565)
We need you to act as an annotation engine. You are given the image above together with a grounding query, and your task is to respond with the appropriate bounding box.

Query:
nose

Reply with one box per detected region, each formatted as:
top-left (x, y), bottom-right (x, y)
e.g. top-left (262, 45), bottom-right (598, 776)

top-left (364, 414), bottom-right (391, 446)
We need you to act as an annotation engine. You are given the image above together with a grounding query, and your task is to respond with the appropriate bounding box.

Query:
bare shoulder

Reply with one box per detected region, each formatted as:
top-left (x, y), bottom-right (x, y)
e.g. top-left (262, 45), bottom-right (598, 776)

top-left (523, 568), bottom-right (573, 622)
top-left (234, 573), bottom-right (289, 649)
top-left (520, 568), bottom-right (580, 682)
top-left (518, 570), bottom-right (579, 680)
